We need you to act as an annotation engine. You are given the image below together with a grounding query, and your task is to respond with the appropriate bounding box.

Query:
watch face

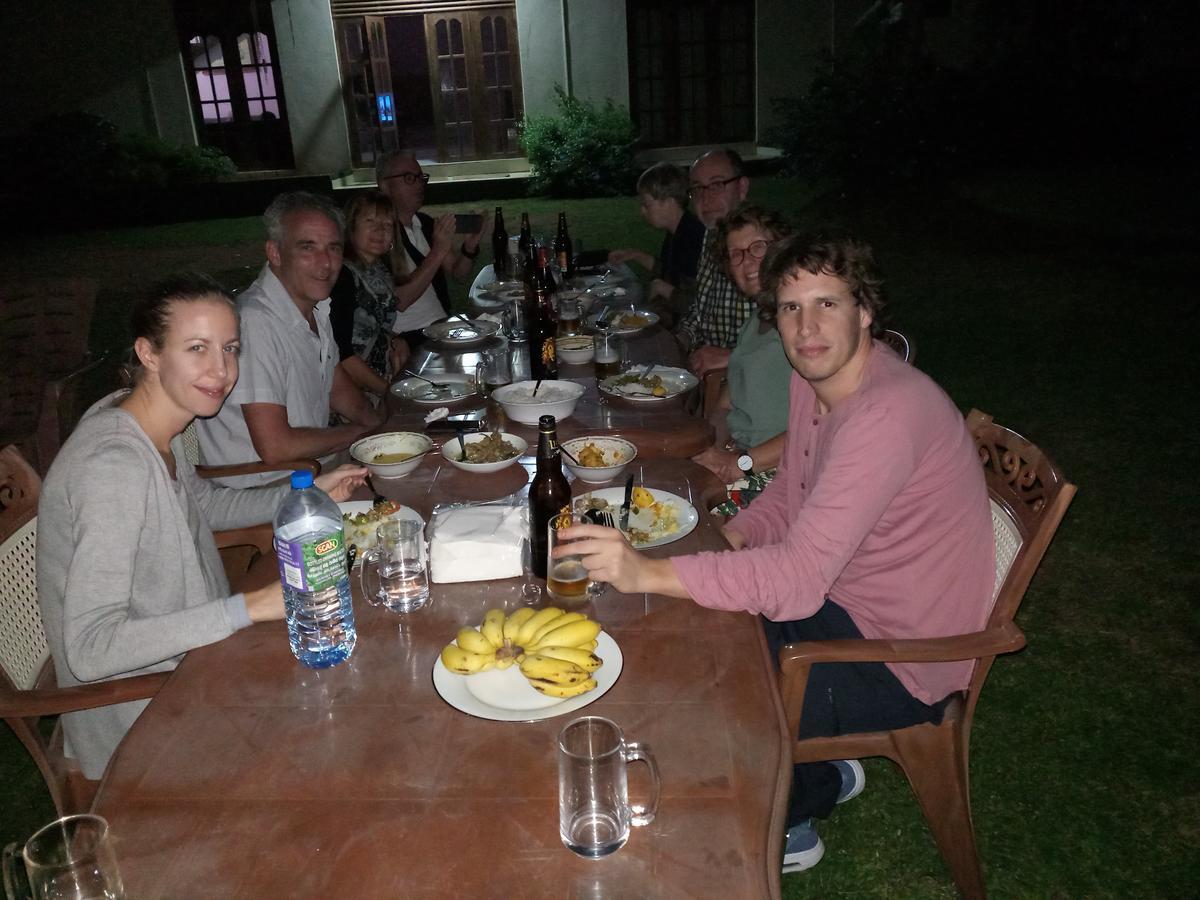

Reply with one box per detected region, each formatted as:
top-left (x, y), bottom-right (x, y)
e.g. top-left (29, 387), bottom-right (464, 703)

top-left (737, 454), bottom-right (754, 472)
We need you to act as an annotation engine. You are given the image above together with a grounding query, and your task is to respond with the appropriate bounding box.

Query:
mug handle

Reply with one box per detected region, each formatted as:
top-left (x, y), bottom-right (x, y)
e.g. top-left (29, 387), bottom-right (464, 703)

top-left (2, 842), bottom-right (32, 900)
top-left (358, 548), bottom-right (383, 606)
top-left (623, 741), bottom-right (661, 827)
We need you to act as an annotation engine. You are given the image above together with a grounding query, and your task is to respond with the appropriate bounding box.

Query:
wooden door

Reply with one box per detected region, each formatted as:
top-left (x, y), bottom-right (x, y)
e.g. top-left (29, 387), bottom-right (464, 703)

top-left (424, 7), bottom-right (523, 162)
top-left (335, 16), bottom-right (400, 167)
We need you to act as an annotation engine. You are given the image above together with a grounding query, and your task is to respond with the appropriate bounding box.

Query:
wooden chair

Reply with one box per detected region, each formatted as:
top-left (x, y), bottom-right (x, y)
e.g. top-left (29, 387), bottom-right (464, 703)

top-left (0, 278), bottom-right (105, 474)
top-left (776, 410), bottom-right (1075, 898)
top-left (0, 445), bottom-right (170, 814)
top-left (0, 440), bottom-right (315, 814)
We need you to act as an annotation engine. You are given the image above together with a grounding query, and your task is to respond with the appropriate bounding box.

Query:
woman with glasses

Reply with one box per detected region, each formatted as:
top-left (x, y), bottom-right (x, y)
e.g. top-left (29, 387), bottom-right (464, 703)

top-left (691, 205), bottom-right (794, 512)
top-left (329, 191), bottom-right (410, 401)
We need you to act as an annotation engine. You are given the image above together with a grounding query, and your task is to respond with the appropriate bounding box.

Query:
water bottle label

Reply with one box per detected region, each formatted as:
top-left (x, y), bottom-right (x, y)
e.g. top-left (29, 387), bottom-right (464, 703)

top-left (274, 531), bottom-right (348, 592)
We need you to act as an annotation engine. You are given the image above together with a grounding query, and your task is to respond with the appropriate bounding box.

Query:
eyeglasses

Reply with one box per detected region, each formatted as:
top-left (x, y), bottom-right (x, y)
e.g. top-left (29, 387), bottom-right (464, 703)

top-left (381, 172), bottom-right (430, 185)
top-left (688, 175), bottom-right (741, 198)
top-left (727, 239), bottom-right (772, 266)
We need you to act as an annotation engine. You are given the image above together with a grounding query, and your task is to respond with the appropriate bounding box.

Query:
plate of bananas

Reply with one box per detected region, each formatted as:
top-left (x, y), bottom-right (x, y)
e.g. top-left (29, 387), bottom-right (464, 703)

top-left (434, 607), bottom-right (622, 721)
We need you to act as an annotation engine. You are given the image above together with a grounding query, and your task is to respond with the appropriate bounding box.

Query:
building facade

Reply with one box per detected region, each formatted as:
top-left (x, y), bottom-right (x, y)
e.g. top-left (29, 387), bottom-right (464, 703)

top-left (2, 1), bottom-right (975, 179)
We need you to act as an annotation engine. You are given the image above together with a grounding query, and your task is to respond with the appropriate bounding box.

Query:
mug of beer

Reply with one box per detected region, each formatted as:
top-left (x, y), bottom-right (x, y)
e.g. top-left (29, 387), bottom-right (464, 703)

top-left (546, 512), bottom-right (604, 605)
top-left (592, 332), bottom-right (623, 381)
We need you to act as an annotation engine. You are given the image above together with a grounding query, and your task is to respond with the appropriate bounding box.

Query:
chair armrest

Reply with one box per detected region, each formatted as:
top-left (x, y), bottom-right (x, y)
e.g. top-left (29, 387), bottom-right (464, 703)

top-left (778, 620), bottom-right (1026, 671)
top-left (214, 522), bottom-right (274, 555)
top-left (777, 621), bottom-right (1026, 739)
top-left (0, 671), bottom-right (170, 718)
top-left (195, 458), bottom-right (321, 480)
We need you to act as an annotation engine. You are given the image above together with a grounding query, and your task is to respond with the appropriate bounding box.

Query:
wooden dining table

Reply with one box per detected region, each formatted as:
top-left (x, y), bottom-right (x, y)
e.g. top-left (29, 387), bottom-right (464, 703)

top-left (92, 457), bottom-right (791, 898)
top-left (391, 304), bottom-right (713, 460)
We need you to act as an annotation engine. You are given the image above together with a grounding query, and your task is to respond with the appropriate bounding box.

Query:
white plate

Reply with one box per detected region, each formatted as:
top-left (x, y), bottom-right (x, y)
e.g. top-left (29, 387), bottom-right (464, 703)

top-left (423, 318), bottom-right (501, 347)
top-left (589, 309), bottom-right (659, 335)
top-left (477, 286), bottom-right (526, 306)
top-left (572, 487), bottom-right (699, 549)
top-left (338, 501), bottom-right (425, 562)
top-left (432, 631), bottom-right (622, 722)
top-left (391, 374), bottom-right (477, 404)
top-left (599, 365), bottom-right (699, 402)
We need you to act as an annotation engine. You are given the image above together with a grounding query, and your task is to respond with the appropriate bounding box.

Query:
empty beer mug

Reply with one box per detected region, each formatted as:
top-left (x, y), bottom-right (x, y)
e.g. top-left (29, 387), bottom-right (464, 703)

top-left (2, 814), bottom-right (125, 900)
top-left (359, 519), bottom-right (430, 614)
top-left (558, 717), bottom-right (660, 858)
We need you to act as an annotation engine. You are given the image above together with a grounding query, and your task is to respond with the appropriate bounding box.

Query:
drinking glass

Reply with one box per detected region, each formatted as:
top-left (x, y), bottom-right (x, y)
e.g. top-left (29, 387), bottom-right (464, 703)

top-left (557, 295), bottom-right (582, 337)
top-left (475, 349), bottom-right (512, 398)
top-left (546, 513), bottom-right (604, 605)
top-left (359, 520), bottom-right (430, 614)
top-left (593, 332), bottom-right (623, 382)
top-left (558, 717), bottom-right (660, 859)
top-left (2, 815), bottom-right (125, 900)
top-left (507, 296), bottom-right (528, 342)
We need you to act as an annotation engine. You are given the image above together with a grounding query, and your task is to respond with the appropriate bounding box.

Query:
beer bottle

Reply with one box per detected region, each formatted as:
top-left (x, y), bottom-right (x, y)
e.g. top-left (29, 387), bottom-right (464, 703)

top-left (529, 415), bottom-right (571, 579)
top-left (553, 211), bottom-right (574, 280)
top-left (529, 247), bottom-right (559, 381)
top-left (491, 207), bottom-right (508, 279)
top-left (518, 212), bottom-right (533, 271)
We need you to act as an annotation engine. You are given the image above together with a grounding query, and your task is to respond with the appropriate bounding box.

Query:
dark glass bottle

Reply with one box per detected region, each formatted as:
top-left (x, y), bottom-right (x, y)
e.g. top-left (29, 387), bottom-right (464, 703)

top-left (491, 207), bottom-right (508, 279)
top-left (553, 211), bottom-right (574, 280)
top-left (518, 212), bottom-right (533, 269)
top-left (529, 247), bottom-right (559, 381)
top-left (529, 414), bottom-right (571, 579)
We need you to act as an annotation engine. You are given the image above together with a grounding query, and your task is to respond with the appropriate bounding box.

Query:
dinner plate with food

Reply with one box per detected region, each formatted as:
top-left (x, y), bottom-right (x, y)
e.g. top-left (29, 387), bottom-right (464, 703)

top-left (598, 365), bottom-right (699, 402)
top-left (572, 485), bottom-right (699, 549)
top-left (432, 607), bottom-right (622, 722)
top-left (589, 308), bottom-right (659, 335)
top-left (339, 499), bottom-right (425, 562)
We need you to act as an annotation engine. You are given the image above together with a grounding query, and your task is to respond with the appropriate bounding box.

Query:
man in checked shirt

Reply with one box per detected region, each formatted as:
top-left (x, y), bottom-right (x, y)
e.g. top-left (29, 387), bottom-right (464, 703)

top-left (675, 147), bottom-right (752, 378)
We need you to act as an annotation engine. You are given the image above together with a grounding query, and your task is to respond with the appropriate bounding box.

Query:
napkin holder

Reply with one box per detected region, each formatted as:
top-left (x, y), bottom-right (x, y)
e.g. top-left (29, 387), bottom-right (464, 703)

top-left (428, 500), bottom-right (527, 583)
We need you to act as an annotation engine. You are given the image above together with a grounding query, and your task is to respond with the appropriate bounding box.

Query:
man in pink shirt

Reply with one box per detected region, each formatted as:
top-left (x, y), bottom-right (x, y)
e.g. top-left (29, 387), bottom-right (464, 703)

top-left (564, 234), bottom-right (995, 873)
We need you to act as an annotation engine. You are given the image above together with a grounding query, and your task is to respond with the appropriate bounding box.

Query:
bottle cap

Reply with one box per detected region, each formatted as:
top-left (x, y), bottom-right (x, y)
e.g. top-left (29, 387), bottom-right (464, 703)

top-left (290, 470), bottom-right (315, 489)
top-left (538, 414), bottom-right (557, 430)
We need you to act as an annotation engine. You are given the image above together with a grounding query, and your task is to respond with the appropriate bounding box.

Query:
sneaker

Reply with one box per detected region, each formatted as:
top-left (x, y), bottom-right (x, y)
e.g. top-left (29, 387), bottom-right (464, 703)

top-left (782, 818), bottom-right (825, 873)
top-left (833, 758), bottom-right (865, 804)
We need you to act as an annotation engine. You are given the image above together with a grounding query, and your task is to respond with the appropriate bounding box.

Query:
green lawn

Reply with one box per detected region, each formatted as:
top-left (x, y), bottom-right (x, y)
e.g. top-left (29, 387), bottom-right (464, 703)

top-left (3, 170), bottom-right (1196, 897)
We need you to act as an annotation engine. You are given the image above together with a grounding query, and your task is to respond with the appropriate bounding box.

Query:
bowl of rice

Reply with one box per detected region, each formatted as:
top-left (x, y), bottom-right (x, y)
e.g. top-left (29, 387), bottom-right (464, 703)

top-left (491, 380), bottom-right (586, 425)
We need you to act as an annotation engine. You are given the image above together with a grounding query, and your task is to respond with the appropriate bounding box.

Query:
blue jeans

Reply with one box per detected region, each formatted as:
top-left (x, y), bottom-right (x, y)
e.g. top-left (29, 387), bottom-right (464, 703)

top-left (763, 598), bottom-right (947, 826)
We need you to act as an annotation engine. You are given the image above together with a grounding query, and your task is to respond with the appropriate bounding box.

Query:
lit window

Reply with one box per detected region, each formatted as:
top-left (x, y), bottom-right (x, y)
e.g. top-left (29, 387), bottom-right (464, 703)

top-left (189, 34), bottom-right (233, 124)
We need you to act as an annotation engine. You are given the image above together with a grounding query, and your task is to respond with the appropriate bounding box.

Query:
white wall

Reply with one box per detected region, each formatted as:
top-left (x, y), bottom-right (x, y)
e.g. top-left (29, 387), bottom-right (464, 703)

top-left (515, 0), bottom-right (569, 117)
top-left (564, 0), bottom-right (630, 108)
top-left (270, 0), bottom-right (353, 175)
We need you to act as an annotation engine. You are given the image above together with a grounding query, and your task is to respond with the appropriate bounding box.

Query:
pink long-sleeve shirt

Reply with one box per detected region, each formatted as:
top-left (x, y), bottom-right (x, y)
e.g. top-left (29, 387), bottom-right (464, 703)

top-left (672, 342), bottom-right (994, 704)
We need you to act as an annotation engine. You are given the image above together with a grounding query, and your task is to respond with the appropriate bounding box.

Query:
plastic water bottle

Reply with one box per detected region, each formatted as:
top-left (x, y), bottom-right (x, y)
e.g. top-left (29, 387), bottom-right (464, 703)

top-left (273, 470), bottom-right (356, 668)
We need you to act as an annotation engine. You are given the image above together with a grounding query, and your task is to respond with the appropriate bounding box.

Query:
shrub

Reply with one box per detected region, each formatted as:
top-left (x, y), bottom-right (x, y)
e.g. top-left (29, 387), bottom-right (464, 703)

top-left (520, 86), bottom-right (639, 197)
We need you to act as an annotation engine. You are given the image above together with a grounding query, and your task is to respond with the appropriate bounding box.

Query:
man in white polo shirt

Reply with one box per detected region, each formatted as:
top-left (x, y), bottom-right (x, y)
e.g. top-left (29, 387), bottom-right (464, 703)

top-left (197, 191), bottom-right (382, 485)
top-left (375, 150), bottom-right (484, 353)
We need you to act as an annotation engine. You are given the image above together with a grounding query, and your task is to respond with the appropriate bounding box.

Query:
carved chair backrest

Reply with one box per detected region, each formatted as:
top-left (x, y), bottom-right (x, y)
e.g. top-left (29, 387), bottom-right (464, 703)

top-left (966, 409), bottom-right (1076, 702)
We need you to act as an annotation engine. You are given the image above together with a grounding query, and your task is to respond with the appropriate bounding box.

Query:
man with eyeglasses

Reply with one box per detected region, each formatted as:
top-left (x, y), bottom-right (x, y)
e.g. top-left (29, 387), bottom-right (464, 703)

top-left (375, 150), bottom-right (485, 352)
top-left (675, 148), bottom-right (752, 378)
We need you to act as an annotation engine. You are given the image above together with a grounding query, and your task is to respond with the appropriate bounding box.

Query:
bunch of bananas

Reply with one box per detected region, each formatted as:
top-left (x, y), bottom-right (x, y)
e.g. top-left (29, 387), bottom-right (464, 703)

top-left (440, 607), bottom-right (604, 698)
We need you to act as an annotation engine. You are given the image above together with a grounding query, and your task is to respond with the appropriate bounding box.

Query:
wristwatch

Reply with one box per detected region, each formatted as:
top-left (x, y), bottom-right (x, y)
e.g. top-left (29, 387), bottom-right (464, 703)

top-left (737, 453), bottom-right (754, 474)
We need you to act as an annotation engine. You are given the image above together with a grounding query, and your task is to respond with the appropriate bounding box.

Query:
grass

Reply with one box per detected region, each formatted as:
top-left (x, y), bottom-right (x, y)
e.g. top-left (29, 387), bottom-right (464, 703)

top-left (2, 170), bottom-right (1197, 897)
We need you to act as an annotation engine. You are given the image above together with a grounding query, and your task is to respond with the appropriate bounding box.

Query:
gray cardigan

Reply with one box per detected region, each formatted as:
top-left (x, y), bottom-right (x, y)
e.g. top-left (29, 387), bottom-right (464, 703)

top-left (36, 392), bottom-right (290, 779)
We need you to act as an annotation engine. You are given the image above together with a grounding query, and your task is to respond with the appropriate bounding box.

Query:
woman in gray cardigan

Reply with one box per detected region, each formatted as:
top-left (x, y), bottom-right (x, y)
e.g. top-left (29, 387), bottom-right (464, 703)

top-left (37, 274), bottom-right (366, 780)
